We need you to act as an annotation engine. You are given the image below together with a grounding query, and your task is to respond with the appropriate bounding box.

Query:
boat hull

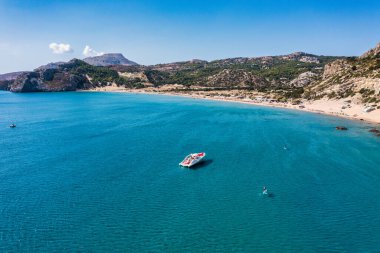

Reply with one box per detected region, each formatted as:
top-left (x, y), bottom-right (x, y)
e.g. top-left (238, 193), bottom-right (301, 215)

top-left (179, 153), bottom-right (206, 167)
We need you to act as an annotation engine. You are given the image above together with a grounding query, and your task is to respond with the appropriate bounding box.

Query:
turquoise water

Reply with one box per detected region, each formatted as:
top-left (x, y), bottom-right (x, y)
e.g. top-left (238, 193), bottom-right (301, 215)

top-left (1, 91), bottom-right (380, 252)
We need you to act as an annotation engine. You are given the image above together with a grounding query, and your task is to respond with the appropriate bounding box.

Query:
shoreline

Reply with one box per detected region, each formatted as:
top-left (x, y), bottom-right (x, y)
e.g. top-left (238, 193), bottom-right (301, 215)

top-left (80, 87), bottom-right (380, 125)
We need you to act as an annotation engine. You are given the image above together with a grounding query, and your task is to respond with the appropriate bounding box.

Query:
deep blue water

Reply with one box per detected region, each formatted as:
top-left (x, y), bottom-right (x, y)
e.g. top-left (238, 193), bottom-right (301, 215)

top-left (1, 91), bottom-right (380, 252)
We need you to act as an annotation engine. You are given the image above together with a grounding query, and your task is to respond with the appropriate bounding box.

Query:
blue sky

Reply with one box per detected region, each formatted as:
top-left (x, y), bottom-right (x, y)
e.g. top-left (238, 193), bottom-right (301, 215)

top-left (0, 0), bottom-right (380, 73)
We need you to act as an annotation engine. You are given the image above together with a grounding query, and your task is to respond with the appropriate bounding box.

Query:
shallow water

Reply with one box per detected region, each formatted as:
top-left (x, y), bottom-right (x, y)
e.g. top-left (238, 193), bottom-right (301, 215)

top-left (1, 91), bottom-right (380, 252)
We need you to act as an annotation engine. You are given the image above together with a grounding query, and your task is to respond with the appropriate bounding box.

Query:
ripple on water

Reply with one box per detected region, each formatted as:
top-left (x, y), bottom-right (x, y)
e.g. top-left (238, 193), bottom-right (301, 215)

top-left (0, 91), bottom-right (380, 252)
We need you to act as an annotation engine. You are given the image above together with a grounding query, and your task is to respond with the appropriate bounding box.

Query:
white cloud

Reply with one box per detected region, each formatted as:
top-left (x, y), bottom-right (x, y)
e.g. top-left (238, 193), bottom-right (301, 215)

top-left (82, 45), bottom-right (104, 57)
top-left (49, 43), bottom-right (73, 54)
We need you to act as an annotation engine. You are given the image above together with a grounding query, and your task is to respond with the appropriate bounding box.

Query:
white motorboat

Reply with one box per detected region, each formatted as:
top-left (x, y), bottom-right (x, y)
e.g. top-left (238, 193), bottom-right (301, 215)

top-left (179, 152), bottom-right (206, 167)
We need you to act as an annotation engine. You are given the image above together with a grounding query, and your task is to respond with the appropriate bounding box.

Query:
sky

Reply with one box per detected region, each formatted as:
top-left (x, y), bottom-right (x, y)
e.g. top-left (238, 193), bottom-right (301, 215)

top-left (0, 0), bottom-right (380, 73)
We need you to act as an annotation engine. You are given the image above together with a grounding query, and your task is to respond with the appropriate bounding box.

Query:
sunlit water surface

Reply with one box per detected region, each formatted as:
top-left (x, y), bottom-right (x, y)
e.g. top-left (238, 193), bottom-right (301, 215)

top-left (1, 91), bottom-right (380, 252)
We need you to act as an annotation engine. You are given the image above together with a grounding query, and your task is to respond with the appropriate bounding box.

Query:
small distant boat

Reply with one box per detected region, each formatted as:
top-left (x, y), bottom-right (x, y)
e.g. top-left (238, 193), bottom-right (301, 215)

top-left (179, 152), bottom-right (206, 167)
top-left (262, 186), bottom-right (268, 195)
top-left (9, 124), bottom-right (16, 128)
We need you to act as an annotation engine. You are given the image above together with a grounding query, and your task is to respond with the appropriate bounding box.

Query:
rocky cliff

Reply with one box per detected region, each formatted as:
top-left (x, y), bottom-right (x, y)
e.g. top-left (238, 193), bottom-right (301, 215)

top-left (10, 70), bottom-right (86, 92)
top-left (0, 71), bottom-right (30, 91)
top-left (304, 43), bottom-right (380, 104)
top-left (7, 59), bottom-right (120, 92)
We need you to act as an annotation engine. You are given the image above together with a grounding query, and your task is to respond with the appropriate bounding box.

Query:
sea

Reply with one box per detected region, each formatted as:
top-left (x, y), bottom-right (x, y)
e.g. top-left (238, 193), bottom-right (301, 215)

top-left (1, 91), bottom-right (380, 252)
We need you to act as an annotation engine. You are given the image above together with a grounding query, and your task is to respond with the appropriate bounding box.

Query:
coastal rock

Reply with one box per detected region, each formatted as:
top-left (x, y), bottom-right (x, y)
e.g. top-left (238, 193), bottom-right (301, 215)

top-left (0, 80), bottom-right (12, 91)
top-left (10, 69), bottom-right (87, 92)
top-left (10, 72), bottom-right (42, 92)
top-left (369, 128), bottom-right (380, 133)
top-left (69, 74), bottom-right (88, 89)
top-left (6, 59), bottom-right (131, 92)
top-left (0, 71), bottom-right (30, 90)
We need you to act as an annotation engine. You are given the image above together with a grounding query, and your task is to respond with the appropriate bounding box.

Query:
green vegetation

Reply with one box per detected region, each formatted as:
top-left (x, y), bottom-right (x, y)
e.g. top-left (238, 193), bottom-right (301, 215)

top-left (59, 59), bottom-right (144, 88)
top-left (57, 59), bottom-right (119, 86)
top-left (129, 56), bottom-right (341, 90)
top-left (144, 69), bottom-right (171, 86)
top-left (115, 77), bottom-right (144, 88)
top-left (52, 55), bottom-right (345, 94)
top-left (278, 87), bottom-right (305, 99)
top-left (327, 91), bottom-right (337, 99)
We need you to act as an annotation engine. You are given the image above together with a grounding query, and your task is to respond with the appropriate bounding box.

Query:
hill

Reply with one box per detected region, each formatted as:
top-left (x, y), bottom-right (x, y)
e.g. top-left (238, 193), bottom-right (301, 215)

top-left (1, 43), bottom-right (379, 108)
top-left (111, 52), bottom-right (342, 93)
top-left (7, 59), bottom-right (120, 92)
top-left (304, 43), bottom-right (380, 104)
top-left (83, 53), bottom-right (138, 66)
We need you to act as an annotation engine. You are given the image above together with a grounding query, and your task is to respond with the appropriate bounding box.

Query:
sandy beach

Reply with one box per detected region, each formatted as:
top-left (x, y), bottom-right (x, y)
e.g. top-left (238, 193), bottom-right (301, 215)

top-left (82, 84), bottom-right (380, 125)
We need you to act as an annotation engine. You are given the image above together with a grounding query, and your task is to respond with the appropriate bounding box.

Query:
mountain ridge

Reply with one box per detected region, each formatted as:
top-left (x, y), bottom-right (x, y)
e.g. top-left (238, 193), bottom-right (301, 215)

top-left (83, 53), bottom-right (138, 66)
